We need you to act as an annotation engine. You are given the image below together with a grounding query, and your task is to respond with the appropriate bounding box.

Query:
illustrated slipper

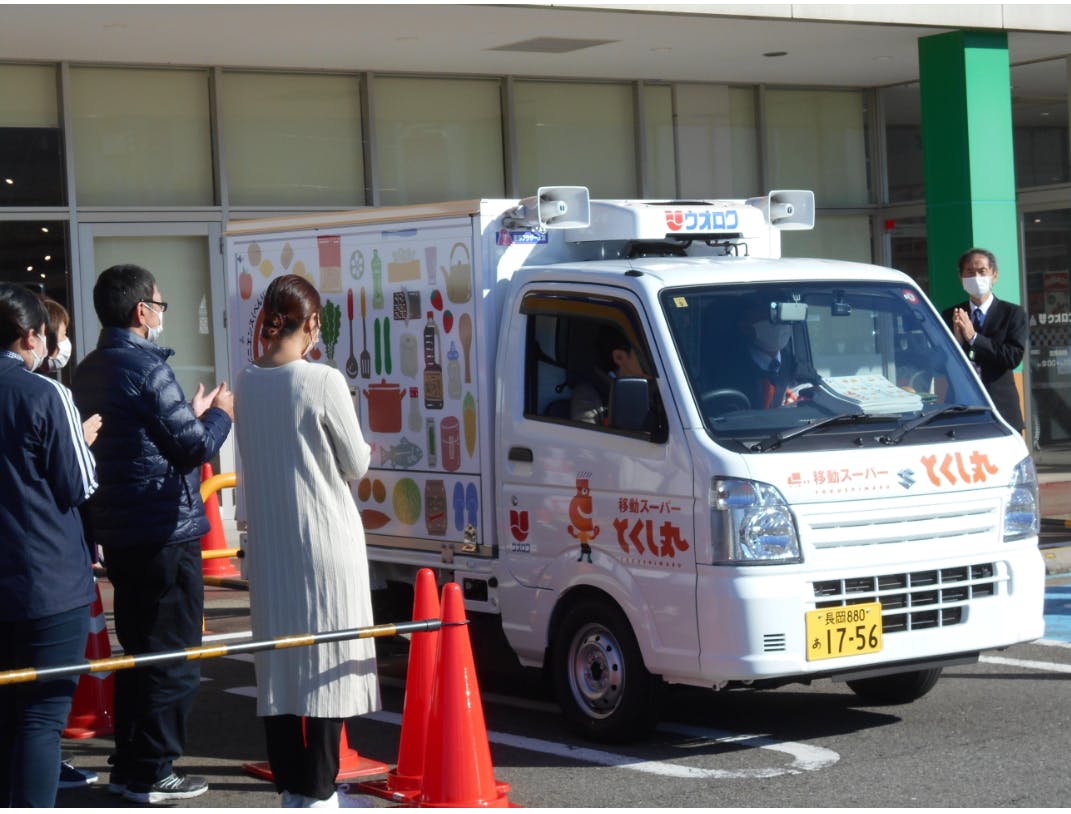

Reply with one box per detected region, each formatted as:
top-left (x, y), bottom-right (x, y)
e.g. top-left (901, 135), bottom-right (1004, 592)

top-left (465, 481), bottom-right (478, 529)
top-left (452, 481), bottom-right (465, 532)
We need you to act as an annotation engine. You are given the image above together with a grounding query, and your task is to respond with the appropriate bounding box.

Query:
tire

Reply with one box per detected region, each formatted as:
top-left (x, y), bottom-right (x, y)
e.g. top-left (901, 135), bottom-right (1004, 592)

top-left (846, 667), bottom-right (942, 704)
top-left (552, 599), bottom-right (660, 742)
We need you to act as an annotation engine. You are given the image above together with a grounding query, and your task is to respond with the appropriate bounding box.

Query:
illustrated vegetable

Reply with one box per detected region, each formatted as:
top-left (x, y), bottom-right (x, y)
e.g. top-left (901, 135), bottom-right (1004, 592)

top-left (393, 478), bottom-right (422, 526)
top-left (321, 300), bottom-right (342, 361)
top-left (430, 289), bottom-right (443, 311)
top-left (239, 266), bottom-right (253, 300)
top-left (443, 309), bottom-right (454, 334)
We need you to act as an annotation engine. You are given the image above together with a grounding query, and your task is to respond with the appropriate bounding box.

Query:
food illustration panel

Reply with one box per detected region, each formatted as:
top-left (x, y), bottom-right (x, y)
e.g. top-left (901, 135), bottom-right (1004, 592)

top-left (232, 221), bottom-right (481, 542)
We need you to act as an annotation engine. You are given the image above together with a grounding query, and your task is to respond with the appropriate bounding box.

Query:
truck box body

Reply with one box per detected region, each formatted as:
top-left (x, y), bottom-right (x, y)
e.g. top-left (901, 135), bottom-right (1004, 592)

top-left (226, 189), bottom-right (1044, 739)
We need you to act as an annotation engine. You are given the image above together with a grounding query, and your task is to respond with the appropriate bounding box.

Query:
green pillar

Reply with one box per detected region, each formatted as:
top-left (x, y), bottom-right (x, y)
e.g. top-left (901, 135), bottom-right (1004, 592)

top-left (918, 31), bottom-right (1021, 311)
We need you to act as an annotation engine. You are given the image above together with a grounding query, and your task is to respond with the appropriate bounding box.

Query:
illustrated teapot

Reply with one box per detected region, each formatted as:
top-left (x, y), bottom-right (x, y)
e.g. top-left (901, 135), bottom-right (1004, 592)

top-left (440, 242), bottom-right (472, 305)
top-left (361, 379), bottom-right (406, 433)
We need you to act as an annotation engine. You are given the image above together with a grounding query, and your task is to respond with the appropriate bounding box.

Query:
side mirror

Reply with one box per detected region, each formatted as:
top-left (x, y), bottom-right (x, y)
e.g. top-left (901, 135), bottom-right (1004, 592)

top-left (609, 377), bottom-right (651, 433)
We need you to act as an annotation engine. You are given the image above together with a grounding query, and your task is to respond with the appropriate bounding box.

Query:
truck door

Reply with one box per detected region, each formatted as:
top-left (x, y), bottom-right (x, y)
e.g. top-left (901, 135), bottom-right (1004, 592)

top-left (497, 288), bottom-right (699, 681)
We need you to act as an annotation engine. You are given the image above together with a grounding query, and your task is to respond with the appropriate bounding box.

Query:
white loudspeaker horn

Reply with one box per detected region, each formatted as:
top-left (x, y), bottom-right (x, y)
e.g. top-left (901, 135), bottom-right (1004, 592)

top-left (747, 189), bottom-right (815, 230)
top-left (505, 186), bottom-right (590, 229)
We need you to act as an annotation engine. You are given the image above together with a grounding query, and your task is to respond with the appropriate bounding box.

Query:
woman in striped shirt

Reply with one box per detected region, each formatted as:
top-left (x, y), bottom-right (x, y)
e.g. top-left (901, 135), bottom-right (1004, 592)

top-left (0, 283), bottom-right (98, 807)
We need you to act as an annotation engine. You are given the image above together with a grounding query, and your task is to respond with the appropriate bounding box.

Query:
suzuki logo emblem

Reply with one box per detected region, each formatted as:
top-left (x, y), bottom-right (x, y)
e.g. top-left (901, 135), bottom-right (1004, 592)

top-left (898, 468), bottom-right (916, 490)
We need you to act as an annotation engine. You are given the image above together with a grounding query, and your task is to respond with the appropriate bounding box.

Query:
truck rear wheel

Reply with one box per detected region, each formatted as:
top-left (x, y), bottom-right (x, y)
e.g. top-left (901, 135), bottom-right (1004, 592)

top-left (552, 599), bottom-right (659, 742)
top-left (846, 667), bottom-right (942, 704)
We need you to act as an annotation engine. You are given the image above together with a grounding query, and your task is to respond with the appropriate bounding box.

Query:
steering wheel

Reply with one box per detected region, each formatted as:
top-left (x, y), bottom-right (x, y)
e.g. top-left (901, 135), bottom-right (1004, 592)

top-left (699, 388), bottom-right (751, 414)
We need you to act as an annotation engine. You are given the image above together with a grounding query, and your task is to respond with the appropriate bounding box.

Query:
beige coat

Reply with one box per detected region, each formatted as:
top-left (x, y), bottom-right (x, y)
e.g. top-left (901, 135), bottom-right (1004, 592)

top-left (235, 360), bottom-right (380, 718)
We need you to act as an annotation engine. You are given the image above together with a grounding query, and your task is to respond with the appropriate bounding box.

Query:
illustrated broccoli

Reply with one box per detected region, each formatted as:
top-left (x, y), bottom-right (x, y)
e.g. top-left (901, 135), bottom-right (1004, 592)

top-left (321, 300), bottom-right (342, 360)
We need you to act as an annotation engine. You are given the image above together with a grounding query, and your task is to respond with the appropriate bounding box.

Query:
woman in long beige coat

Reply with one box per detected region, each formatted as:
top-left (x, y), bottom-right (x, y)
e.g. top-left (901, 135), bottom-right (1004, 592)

top-left (235, 275), bottom-right (379, 808)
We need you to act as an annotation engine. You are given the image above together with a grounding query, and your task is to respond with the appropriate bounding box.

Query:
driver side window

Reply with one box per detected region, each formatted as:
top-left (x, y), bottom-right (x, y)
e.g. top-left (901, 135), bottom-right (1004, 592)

top-left (520, 293), bottom-right (664, 439)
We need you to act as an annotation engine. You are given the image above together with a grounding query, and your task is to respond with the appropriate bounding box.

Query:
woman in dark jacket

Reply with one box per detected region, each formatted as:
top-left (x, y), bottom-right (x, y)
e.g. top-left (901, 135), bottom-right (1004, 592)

top-left (0, 283), bottom-right (98, 807)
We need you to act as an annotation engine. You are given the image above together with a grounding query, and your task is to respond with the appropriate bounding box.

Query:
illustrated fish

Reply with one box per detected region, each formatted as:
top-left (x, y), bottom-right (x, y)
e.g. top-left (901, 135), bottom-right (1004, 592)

top-left (376, 437), bottom-right (423, 469)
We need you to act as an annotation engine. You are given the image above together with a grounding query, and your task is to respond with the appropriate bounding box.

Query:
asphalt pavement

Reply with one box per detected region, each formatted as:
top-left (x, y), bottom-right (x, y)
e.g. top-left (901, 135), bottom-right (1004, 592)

top-left (51, 516), bottom-right (1071, 808)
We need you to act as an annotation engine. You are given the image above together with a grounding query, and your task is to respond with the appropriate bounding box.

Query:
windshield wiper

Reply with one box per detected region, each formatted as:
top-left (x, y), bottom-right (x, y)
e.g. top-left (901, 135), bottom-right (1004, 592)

top-left (750, 412), bottom-right (869, 452)
top-left (878, 404), bottom-right (991, 445)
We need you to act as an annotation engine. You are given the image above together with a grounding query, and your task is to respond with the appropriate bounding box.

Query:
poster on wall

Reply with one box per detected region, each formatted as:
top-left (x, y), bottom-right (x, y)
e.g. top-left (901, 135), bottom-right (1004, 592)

top-left (231, 219), bottom-right (481, 544)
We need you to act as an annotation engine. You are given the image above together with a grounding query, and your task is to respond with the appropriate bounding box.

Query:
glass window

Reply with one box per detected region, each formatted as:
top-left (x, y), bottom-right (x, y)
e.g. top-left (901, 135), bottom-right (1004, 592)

top-left (765, 89), bottom-right (869, 207)
top-left (883, 83), bottom-right (924, 203)
top-left (661, 282), bottom-right (998, 451)
top-left (0, 63), bottom-right (64, 206)
top-left (781, 214), bottom-right (872, 263)
top-left (0, 221), bottom-right (70, 307)
top-left (520, 292), bottom-right (665, 438)
top-left (644, 84), bottom-right (676, 198)
top-left (1024, 208), bottom-right (1071, 450)
top-left (515, 81), bottom-right (636, 198)
top-left (374, 77), bottom-right (503, 206)
top-left (69, 67), bottom-right (213, 206)
top-left (222, 72), bottom-right (364, 208)
top-left (887, 216), bottom-right (929, 292)
top-left (1012, 59), bottom-right (1069, 188)
top-left (90, 235), bottom-right (216, 399)
top-left (674, 84), bottom-right (758, 198)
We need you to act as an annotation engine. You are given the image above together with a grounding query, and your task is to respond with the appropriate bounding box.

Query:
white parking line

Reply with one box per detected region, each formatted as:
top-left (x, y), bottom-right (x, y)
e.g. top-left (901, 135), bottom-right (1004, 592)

top-left (980, 654), bottom-right (1071, 673)
top-left (365, 710), bottom-right (839, 779)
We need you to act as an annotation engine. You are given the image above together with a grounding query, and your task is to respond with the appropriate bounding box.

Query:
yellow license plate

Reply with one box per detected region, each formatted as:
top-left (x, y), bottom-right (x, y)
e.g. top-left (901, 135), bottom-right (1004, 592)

top-left (805, 602), bottom-right (883, 661)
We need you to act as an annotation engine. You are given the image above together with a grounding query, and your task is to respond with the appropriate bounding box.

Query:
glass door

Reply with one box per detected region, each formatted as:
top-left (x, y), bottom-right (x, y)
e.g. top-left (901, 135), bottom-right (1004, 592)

top-left (75, 221), bottom-right (235, 510)
top-left (1024, 208), bottom-right (1071, 462)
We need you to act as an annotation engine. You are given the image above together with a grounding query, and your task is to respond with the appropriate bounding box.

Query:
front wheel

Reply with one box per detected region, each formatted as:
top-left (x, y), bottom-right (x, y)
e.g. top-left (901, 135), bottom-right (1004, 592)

top-left (846, 667), bottom-right (942, 704)
top-left (552, 599), bottom-right (660, 742)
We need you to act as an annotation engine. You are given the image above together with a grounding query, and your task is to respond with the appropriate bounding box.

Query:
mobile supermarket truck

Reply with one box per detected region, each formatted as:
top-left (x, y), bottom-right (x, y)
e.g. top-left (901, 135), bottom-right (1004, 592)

top-left (225, 187), bottom-right (1045, 741)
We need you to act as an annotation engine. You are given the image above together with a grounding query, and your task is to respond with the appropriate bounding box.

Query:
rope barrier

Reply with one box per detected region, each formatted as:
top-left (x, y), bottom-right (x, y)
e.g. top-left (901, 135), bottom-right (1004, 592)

top-left (0, 617), bottom-right (450, 686)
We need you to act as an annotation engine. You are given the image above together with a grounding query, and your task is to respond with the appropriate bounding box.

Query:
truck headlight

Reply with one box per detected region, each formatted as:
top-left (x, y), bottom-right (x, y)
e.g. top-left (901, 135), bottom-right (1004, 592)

top-left (710, 478), bottom-right (801, 564)
top-left (1004, 455), bottom-right (1039, 542)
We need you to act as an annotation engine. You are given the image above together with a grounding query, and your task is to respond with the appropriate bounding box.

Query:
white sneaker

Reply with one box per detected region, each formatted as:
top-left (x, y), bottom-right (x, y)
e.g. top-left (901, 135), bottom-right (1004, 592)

top-left (337, 785), bottom-right (376, 807)
top-left (304, 791), bottom-right (339, 808)
top-left (281, 790), bottom-right (304, 807)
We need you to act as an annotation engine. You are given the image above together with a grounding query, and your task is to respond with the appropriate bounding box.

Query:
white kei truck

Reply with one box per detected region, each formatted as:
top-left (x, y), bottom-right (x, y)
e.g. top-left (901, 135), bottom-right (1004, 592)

top-left (225, 187), bottom-right (1045, 741)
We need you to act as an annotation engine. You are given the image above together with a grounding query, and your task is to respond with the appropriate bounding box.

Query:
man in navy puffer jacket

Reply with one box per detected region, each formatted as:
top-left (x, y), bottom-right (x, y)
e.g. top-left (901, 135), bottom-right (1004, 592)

top-left (73, 264), bottom-right (233, 805)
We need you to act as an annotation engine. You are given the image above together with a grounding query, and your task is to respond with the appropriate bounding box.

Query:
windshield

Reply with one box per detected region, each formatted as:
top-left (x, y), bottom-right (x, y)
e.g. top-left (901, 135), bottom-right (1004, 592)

top-left (661, 281), bottom-right (998, 450)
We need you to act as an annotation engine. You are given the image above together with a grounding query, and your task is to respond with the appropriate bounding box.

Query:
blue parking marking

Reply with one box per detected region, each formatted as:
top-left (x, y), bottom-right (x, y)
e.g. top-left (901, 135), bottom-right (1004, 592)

top-left (1044, 586), bottom-right (1071, 642)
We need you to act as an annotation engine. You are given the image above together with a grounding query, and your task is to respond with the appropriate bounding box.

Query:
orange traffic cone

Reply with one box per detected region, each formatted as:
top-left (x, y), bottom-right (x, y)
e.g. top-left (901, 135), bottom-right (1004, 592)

top-left (200, 462), bottom-right (240, 578)
top-left (243, 720), bottom-right (389, 783)
top-left (63, 581), bottom-right (115, 739)
top-left (359, 568), bottom-right (441, 802)
top-left (416, 582), bottom-right (511, 808)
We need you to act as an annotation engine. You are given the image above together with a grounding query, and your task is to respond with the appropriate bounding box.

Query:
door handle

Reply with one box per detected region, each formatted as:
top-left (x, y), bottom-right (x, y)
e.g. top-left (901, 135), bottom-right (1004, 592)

top-left (508, 446), bottom-right (533, 463)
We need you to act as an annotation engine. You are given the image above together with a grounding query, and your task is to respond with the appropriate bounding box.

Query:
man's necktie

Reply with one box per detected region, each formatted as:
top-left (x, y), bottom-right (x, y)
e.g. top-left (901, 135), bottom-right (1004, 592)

top-left (972, 308), bottom-right (983, 332)
top-left (764, 359), bottom-right (780, 408)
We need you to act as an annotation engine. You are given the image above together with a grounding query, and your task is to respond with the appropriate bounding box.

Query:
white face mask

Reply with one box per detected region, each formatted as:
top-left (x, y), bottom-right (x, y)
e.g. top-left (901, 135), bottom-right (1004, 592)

top-left (27, 333), bottom-right (46, 372)
top-left (752, 321), bottom-right (793, 355)
top-left (48, 337), bottom-right (72, 371)
top-left (302, 325), bottom-right (321, 358)
top-left (145, 305), bottom-right (164, 344)
top-left (962, 275), bottom-right (992, 300)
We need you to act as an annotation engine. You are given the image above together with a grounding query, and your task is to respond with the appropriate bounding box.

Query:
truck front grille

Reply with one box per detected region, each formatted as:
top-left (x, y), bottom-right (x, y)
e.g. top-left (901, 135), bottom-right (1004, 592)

top-left (812, 562), bottom-right (999, 633)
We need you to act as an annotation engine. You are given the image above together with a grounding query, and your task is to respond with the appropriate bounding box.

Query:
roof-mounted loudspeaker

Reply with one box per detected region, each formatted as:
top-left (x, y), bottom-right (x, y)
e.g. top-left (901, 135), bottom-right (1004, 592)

top-left (746, 190), bottom-right (815, 231)
top-left (504, 186), bottom-right (591, 230)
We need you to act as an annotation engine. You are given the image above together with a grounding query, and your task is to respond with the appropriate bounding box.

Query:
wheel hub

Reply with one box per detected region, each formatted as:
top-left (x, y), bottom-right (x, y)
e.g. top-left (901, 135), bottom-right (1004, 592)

top-left (570, 625), bottom-right (624, 718)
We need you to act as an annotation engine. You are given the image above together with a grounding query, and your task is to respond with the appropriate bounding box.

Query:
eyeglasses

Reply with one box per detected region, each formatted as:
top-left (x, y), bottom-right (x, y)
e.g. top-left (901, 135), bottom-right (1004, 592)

top-left (141, 300), bottom-right (169, 313)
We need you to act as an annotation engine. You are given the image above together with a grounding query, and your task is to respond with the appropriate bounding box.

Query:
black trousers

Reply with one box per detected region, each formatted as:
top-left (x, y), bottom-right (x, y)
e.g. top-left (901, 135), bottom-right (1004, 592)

top-left (263, 715), bottom-right (342, 801)
top-left (102, 538), bottom-right (204, 785)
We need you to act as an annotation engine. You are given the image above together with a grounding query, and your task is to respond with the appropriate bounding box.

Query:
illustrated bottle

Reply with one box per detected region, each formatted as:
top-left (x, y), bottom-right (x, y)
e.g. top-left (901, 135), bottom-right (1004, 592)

top-left (447, 341), bottom-right (461, 400)
top-left (423, 311), bottom-right (443, 410)
top-left (371, 249), bottom-right (383, 309)
top-left (408, 386), bottom-right (422, 433)
top-left (426, 417), bottom-right (437, 468)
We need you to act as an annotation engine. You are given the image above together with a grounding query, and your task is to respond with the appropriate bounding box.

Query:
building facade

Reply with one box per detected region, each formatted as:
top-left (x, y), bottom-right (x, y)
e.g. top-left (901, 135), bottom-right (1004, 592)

top-left (2, 4), bottom-right (1071, 472)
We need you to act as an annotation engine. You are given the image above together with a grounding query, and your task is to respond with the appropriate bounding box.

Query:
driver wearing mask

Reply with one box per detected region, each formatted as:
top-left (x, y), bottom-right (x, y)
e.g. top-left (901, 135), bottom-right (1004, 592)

top-left (722, 297), bottom-right (797, 410)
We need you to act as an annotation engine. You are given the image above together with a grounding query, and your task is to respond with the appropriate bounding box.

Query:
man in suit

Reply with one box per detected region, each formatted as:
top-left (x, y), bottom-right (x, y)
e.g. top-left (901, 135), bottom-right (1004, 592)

top-left (941, 247), bottom-right (1027, 431)
top-left (721, 298), bottom-right (797, 410)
